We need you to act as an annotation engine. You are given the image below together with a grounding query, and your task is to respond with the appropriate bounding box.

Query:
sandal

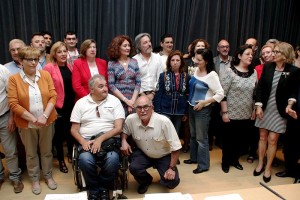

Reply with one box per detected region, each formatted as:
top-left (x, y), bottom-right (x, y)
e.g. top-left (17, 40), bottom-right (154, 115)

top-left (59, 160), bottom-right (68, 173)
top-left (247, 156), bottom-right (254, 164)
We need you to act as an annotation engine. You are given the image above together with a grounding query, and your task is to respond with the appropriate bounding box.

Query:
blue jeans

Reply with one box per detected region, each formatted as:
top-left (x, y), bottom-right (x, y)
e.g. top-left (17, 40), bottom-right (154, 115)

top-left (162, 114), bottom-right (183, 136)
top-left (189, 105), bottom-right (211, 170)
top-left (78, 147), bottom-right (119, 195)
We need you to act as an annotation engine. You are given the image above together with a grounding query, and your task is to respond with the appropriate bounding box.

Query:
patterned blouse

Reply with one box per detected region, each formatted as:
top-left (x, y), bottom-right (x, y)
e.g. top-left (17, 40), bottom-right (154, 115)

top-left (220, 66), bottom-right (257, 120)
top-left (108, 58), bottom-right (141, 100)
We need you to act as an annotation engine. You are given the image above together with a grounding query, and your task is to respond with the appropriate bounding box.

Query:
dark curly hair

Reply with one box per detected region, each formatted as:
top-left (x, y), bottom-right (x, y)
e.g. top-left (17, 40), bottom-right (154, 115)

top-left (107, 35), bottom-right (136, 60)
top-left (189, 39), bottom-right (210, 58)
top-left (166, 50), bottom-right (186, 73)
top-left (231, 44), bottom-right (254, 73)
top-left (194, 48), bottom-right (215, 73)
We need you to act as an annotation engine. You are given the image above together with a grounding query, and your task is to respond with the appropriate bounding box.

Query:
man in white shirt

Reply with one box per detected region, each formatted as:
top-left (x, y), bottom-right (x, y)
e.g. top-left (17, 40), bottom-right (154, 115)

top-left (70, 74), bottom-right (125, 200)
top-left (133, 33), bottom-right (164, 100)
top-left (64, 31), bottom-right (79, 67)
top-left (159, 34), bottom-right (174, 70)
top-left (121, 96), bottom-right (181, 194)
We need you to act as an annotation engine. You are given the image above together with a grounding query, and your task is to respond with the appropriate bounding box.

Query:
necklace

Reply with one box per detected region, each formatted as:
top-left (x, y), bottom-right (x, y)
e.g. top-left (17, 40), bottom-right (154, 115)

top-left (25, 75), bottom-right (36, 83)
top-left (119, 58), bottom-right (128, 66)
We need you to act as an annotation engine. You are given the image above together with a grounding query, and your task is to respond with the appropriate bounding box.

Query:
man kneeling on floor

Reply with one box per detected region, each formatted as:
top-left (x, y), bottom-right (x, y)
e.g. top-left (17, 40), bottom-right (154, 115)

top-left (121, 96), bottom-right (181, 194)
top-left (70, 74), bottom-right (125, 200)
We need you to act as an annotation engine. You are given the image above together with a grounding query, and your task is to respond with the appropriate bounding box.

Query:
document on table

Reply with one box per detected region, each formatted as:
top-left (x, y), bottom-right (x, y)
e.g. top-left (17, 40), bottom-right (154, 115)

top-left (204, 193), bottom-right (243, 200)
top-left (144, 192), bottom-right (193, 200)
top-left (44, 191), bottom-right (88, 200)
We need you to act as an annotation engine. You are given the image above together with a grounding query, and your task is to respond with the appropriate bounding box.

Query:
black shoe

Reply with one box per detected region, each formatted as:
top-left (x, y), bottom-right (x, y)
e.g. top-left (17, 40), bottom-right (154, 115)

top-left (232, 162), bottom-right (243, 170)
top-left (88, 194), bottom-right (98, 200)
top-left (222, 164), bottom-right (229, 173)
top-left (193, 168), bottom-right (208, 174)
top-left (263, 174), bottom-right (271, 183)
top-left (183, 159), bottom-right (197, 164)
top-left (137, 183), bottom-right (151, 194)
top-left (253, 166), bottom-right (265, 176)
top-left (275, 171), bottom-right (294, 178)
top-left (294, 178), bottom-right (300, 184)
top-left (99, 189), bottom-right (110, 200)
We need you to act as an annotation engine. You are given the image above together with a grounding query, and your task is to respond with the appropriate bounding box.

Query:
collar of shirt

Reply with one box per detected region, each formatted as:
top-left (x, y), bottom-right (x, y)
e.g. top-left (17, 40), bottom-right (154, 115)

top-left (219, 56), bottom-right (231, 64)
top-left (137, 112), bottom-right (155, 128)
top-left (20, 69), bottom-right (41, 82)
top-left (86, 94), bottom-right (108, 105)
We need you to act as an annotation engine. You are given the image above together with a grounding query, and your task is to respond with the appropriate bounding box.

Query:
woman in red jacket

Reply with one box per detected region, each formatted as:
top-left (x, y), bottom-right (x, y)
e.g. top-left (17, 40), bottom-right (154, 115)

top-left (72, 39), bottom-right (108, 101)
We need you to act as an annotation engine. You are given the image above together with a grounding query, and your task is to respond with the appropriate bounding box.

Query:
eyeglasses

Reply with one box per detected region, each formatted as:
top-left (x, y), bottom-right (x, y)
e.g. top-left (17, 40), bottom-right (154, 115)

top-left (273, 50), bottom-right (281, 55)
top-left (24, 58), bottom-right (39, 63)
top-left (96, 106), bottom-right (100, 117)
top-left (218, 45), bottom-right (229, 49)
top-left (135, 105), bottom-right (151, 111)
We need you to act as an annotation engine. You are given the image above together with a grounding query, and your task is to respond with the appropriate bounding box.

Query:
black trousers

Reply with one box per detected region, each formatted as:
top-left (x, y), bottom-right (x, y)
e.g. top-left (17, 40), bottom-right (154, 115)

top-left (129, 149), bottom-right (180, 189)
top-left (222, 119), bottom-right (254, 166)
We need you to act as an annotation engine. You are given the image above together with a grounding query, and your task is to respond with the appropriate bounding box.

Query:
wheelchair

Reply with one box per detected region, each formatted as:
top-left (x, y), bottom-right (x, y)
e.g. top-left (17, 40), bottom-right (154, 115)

top-left (72, 142), bottom-right (128, 199)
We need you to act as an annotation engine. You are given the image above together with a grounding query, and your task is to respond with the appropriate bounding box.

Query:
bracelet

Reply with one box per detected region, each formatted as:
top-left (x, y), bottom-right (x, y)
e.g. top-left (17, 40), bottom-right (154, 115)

top-left (122, 97), bottom-right (127, 102)
top-left (43, 113), bottom-right (49, 119)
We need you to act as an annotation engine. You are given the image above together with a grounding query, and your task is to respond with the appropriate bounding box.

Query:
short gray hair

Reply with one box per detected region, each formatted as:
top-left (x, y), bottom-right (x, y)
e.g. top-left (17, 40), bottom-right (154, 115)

top-left (88, 74), bottom-right (106, 90)
top-left (135, 33), bottom-right (151, 53)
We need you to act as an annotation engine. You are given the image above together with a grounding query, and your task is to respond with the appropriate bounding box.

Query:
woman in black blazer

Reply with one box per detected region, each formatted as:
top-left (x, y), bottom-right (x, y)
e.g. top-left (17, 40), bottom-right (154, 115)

top-left (253, 42), bottom-right (298, 183)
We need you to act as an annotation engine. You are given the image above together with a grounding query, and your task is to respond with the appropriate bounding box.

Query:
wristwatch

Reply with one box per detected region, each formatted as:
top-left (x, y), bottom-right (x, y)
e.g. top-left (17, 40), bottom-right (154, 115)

top-left (169, 166), bottom-right (177, 171)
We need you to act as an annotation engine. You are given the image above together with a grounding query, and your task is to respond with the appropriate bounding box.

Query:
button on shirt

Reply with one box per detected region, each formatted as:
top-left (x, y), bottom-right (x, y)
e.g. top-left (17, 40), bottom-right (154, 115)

top-left (70, 94), bottom-right (125, 139)
top-left (20, 70), bottom-right (43, 128)
top-left (123, 112), bottom-right (182, 158)
top-left (133, 52), bottom-right (164, 93)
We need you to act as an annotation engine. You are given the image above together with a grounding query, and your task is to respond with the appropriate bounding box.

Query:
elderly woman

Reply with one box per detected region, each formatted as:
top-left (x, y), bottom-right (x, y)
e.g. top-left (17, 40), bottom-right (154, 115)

top-left (154, 50), bottom-right (191, 136)
top-left (8, 46), bottom-right (57, 195)
top-left (255, 44), bottom-right (275, 80)
top-left (254, 42), bottom-right (298, 183)
top-left (220, 45), bottom-right (257, 174)
top-left (107, 35), bottom-right (141, 116)
top-left (72, 39), bottom-right (108, 101)
top-left (183, 49), bottom-right (224, 174)
top-left (44, 41), bottom-right (75, 173)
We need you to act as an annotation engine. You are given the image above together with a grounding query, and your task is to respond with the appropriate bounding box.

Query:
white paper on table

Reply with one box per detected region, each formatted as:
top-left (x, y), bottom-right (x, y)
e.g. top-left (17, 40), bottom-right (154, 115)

top-left (144, 192), bottom-right (186, 200)
top-left (44, 191), bottom-right (88, 200)
top-left (204, 193), bottom-right (243, 200)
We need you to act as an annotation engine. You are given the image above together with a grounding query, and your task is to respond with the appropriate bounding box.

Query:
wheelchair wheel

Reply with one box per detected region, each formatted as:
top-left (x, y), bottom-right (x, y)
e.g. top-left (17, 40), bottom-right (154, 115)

top-left (72, 145), bottom-right (86, 190)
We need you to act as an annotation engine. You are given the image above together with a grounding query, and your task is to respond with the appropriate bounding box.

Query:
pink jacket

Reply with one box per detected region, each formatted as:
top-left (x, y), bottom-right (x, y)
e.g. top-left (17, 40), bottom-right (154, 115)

top-left (44, 63), bottom-right (73, 108)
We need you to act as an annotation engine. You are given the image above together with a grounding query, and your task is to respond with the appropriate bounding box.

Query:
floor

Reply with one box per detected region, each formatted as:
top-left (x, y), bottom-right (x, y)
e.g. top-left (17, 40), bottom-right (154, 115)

top-left (0, 145), bottom-right (294, 200)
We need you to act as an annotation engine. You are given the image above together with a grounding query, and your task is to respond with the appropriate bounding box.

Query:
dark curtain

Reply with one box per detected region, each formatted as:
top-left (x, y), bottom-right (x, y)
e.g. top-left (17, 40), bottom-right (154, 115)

top-left (1, 0), bottom-right (300, 64)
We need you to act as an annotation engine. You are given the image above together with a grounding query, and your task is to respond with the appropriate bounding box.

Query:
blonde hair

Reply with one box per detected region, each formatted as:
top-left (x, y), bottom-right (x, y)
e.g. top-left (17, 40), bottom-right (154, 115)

top-left (50, 41), bottom-right (67, 63)
top-left (276, 42), bottom-right (295, 64)
top-left (18, 46), bottom-right (40, 60)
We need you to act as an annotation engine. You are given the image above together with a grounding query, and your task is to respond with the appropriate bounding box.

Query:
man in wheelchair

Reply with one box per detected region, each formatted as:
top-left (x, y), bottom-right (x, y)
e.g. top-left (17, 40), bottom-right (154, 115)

top-left (121, 96), bottom-right (181, 194)
top-left (70, 74), bottom-right (125, 200)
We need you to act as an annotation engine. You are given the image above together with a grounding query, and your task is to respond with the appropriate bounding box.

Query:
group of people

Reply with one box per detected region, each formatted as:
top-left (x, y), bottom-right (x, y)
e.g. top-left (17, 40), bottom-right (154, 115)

top-left (0, 30), bottom-right (300, 200)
